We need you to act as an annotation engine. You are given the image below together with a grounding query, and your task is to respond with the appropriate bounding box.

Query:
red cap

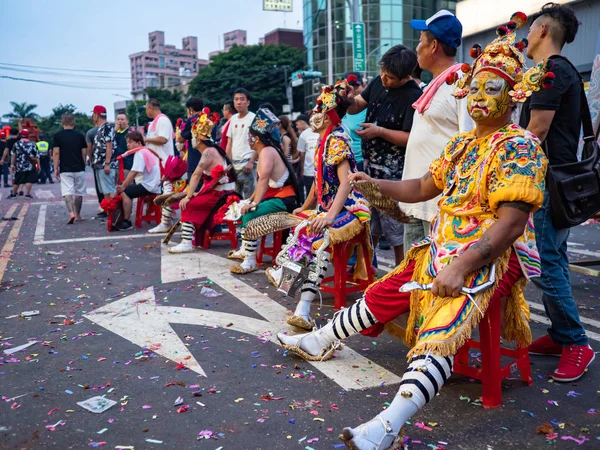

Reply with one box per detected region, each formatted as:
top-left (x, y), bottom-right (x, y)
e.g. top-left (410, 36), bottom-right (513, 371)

top-left (0, 131), bottom-right (5, 138)
top-left (20, 129), bottom-right (30, 137)
top-left (93, 105), bottom-right (107, 115)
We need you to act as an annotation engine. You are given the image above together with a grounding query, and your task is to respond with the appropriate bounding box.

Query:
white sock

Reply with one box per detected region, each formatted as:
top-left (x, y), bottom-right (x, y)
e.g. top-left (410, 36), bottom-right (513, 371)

top-left (294, 290), bottom-right (315, 319)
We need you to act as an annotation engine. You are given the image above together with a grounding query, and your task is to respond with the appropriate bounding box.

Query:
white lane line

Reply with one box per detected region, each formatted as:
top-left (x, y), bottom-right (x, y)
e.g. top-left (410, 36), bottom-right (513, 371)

top-left (161, 247), bottom-right (403, 390)
top-left (86, 188), bottom-right (97, 196)
top-left (31, 200), bottom-right (97, 206)
top-left (34, 232), bottom-right (179, 245)
top-left (35, 189), bottom-right (55, 199)
top-left (527, 300), bottom-right (600, 330)
top-left (568, 248), bottom-right (600, 258)
top-left (530, 312), bottom-right (600, 342)
top-left (33, 204), bottom-right (46, 244)
top-left (0, 204), bottom-right (28, 283)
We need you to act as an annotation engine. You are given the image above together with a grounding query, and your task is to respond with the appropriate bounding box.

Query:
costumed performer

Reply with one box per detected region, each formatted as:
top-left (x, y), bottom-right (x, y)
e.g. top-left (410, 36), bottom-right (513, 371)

top-left (264, 80), bottom-right (371, 332)
top-left (277, 13), bottom-right (552, 449)
top-left (228, 108), bottom-right (301, 274)
top-left (168, 111), bottom-right (237, 253)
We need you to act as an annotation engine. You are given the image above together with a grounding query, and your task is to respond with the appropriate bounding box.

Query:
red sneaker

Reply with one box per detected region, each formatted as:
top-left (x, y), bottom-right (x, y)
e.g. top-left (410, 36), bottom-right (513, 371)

top-left (529, 334), bottom-right (562, 356)
top-left (552, 344), bottom-right (595, 382)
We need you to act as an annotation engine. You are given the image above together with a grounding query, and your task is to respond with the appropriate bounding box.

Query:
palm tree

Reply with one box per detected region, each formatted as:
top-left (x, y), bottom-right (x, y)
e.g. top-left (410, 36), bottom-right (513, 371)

top-left (3, 101), bottom-right (40, 120)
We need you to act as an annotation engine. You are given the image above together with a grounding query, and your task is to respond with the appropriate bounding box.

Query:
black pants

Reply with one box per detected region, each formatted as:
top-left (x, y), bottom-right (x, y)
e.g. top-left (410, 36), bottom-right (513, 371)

top-left (303, 176), bottom-right (314, 203)
top-left (1, 163), bottom-right (8, 186)
top-left (39, 156), bottom-right (52, 183)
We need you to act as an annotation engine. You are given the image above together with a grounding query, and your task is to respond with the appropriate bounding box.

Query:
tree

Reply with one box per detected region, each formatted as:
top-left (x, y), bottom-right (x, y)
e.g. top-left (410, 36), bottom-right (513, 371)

top-left (188, 44), bottom-right (304, 115)
top-left (126, 88), bottom-right (186, 128)
top-left (3, 101), bottom-right (40, 121)
top-left (37, 104), bottom-right (94, 147)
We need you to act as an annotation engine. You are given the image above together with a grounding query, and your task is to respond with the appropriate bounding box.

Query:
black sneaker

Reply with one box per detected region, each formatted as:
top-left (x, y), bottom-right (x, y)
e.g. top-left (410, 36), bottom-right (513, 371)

top-left (378, 236), bottom-right (391, 250)
top-left (3, 184), bottom-right (10, 188)
top-left (119, 220), bottom-right (133, 231)
top-left (7, 194), bottom-right (16, 199)
top-left (25, 194), bottom-right (33, 199)
top-left (96, 211), bottom-right (108, 218)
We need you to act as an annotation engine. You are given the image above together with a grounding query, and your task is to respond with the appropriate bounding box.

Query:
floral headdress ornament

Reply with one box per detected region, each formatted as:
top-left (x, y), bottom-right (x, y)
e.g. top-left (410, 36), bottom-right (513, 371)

top-left (191, 109), bottom-right (220, 140)
top-left (313, 79), bottom-right (348, 126)
top-left (449, 11), bottom-right (555, 102)
top-left (175, 117), bottom-right (184, 141)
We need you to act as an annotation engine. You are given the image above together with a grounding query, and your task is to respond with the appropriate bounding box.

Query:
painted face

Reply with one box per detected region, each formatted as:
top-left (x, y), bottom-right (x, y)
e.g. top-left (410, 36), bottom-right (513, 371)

top-left (247, 133), bottom-right (259, 149)
top-left (467, 71), bottom-right (511, 122)
top-left (309, 112), bottom-right (326, 132)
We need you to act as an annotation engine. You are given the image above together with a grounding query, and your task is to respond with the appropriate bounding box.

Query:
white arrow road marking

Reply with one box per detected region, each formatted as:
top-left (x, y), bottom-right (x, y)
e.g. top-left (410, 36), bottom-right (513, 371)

top-left (35, 189), bottom-right (55, 199)
top-left (85, 247), bottom-right (403, 390)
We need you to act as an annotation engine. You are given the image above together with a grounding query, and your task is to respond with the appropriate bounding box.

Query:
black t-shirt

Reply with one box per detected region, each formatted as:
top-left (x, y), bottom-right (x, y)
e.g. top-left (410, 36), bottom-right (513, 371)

top-left (181, 114), bottom-right (201, 173)
top-left (360, 76), bottom-right (422, 179)
top-left (0, 140), bottom-right (6, 159)
top-left (114, 128), bottom-right (133, 170)
top-left (519, 55), bottom-right (581, 166)
top-left (7, 137), bottom-right (19, 153)
top-left (53, 129), bottom-right (87, 173)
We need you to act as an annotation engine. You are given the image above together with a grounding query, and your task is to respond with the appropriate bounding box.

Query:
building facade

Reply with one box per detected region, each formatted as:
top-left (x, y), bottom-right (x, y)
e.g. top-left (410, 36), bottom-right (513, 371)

top-left (301, 0), bottom-right (458, 109)
top-left (264, 28), bottom-right (304, 49)
top-left (457, 0), bottom-right (600, 82)
top-left (209, 30), bottom-right (248, 60)
top-left (129, 31), bottom-right (209, 100)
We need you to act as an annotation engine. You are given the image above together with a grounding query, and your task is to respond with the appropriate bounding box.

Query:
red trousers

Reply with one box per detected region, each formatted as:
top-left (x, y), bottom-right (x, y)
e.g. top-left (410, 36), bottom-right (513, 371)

top-left (361, 252), bottom-right (523, 337)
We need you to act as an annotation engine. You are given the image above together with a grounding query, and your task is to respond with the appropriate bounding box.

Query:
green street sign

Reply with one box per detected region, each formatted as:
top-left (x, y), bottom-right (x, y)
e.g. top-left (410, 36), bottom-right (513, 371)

top-left (353, 22), bottom-right (366, 72)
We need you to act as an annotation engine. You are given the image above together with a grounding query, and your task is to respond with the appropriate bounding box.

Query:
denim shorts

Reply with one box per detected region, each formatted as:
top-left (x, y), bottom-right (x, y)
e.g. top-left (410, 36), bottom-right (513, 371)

top-left (370, 208), bottom-right (404, 247)
top-left (94, 168), bottom-right (116, 194)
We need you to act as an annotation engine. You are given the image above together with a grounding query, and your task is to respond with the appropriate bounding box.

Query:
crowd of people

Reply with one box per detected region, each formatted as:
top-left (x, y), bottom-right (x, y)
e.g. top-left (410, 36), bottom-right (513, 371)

top-left (1, 3), bottom-right (595, 448)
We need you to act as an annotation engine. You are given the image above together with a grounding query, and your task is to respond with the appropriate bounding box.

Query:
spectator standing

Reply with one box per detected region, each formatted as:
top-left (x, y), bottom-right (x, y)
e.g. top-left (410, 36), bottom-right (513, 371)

top-left (53, 113), bottom-right (87, 224)
top-left (218, 101), bottom-right (235, 150)
top-left (36, 134), bottom-right (53, 184)
top-left (0, 131), bottom-right (9, 187)
top-left (178, 97), bottom-right (205, 180)
top-left (519, 2), bottom-right (594, 381)
top-left (345, 45), bottom-right (423, 264)
top-left (226, 88), bottom-right (256, 199)
top-left (341, 71), bottom-right (367, 171)
top-left (114, 113), bottom-right (133, 178)
top-left (294, 114), bottom-right (310, 135)
top-left (8, 129), bottom-right (39, 199)
top-left (400, 10), bottom-right (473, 249)
top-left (91, 105), bottom-right (117, 200)
top-left (144, 98), bottom-right (174, 162)
top-left (296, 114), bottom-right (320, 201)
top-left (86, 125), bottom-right (104, 214)
top-left (116, 132), bottom-right (162, 231)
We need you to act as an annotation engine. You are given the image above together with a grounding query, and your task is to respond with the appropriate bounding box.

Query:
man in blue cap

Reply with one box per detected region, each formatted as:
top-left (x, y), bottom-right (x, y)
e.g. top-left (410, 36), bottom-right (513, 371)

top-left (399, 9), bottom-right (474, 252)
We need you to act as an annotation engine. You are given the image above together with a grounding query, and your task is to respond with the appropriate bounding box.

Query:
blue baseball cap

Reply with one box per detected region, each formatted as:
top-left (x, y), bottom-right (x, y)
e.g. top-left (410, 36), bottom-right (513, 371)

top-left (410, 10), bottom-right (463, 49)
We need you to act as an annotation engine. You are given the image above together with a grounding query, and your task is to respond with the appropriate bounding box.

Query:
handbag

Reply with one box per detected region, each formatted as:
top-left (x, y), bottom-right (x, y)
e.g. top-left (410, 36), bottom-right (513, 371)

top-left (545, 57), bottom-right (600, 229)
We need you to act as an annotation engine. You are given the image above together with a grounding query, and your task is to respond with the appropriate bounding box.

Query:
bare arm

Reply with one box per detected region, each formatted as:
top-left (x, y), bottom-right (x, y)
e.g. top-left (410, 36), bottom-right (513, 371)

top-left (120, 170), bottom-right (138, 190)
top-left (53, 147), bottom-right (60, 177)
top-left (346, 90), bottom-right (369, 115)
top-left (252, 150), bottom-right (274, 205)
top-left (282, 135), bottom-right (291, 157)
top-left (226, 138), bottom-right (232, 160)
top-left (357, 123), bottom-right (410, 147)
top-left (432, 201), bottom-right (532, 297)
top-left (375, 172), bottom-right (442, 204)
top-left (145, 136), bottom-right (168, 145)
top-left (186, 151), bottom-right (214, 197)
top-left (87, 142), bottom-right (93, 165)
top-left (299, 152), bottom-right (305, 177)
top-left (526, 109), bottom-right (556, 143)
top-left (105, 142), bottom-right (113, 164)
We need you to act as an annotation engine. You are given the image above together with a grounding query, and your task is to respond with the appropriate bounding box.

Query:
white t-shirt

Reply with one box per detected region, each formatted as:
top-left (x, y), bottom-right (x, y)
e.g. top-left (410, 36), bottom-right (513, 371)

top-left (297, 128), bottom-right (320, 177)
top-left (399, 81), bottom-right (474, 222)
top-left (146, 115), bottom-right (174, 161)
top-left (131, 150), bottom-right (162, 194)
top-left (226, 112), bottom-right (256, 171)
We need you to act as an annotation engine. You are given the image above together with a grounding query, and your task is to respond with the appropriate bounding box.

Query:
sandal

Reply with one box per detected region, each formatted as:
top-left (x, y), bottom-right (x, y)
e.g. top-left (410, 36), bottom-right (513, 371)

top-left (278, 334), bottom-right (339, 362)
top-left (265, 266), bottom-right (281, 288)
top-left (287, 315), bottom-right (315, 331)
top-left (230, 263), bottom-right (259, 275)
top-left (339, 416), bottom-right (398, 450)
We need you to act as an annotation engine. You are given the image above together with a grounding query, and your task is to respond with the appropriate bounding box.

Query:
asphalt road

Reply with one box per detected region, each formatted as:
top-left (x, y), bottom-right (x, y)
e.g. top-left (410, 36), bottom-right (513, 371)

top-left (1, 177), bottom-right (599, 450)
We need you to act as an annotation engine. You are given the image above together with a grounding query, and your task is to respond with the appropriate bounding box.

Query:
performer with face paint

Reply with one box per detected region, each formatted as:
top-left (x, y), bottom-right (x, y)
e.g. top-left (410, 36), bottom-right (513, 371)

top-left (277, 13), bottom-right (553, 449)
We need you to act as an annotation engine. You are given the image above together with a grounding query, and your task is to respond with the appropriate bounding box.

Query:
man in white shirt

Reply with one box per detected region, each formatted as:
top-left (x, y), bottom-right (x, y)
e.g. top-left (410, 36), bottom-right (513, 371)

top-left (226, 88), bottom-right (256, 199)
top-left (400, 10), bottom-right (473, 250)
top-left (296, 123), bottom-right (320, 201)
top-left (144, 99), bottom-right (174, 161)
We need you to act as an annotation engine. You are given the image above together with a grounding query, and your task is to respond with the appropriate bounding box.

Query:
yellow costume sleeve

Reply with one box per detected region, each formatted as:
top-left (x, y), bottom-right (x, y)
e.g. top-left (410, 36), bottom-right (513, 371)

top-left (487, 136), bottom-right (548, 214)
top-left (325, 136), bottom-right (352, 166)
top-left (429, 155), bottom-right (446, 191)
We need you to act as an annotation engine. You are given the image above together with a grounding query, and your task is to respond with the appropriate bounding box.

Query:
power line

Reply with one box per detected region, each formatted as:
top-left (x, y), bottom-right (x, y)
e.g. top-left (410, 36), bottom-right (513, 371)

top-left (0, 75), bottom-right (130, 91)
top-left (0, 65), bottom-right (131, 80)
top-left (0, 61), bottom-right (129, 74)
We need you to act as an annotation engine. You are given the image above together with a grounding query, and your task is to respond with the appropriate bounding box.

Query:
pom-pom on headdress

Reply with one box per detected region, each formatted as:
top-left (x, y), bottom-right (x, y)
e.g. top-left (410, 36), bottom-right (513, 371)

top-left (313, 79), bottom-right (348, 115)
top-left (450, 11), bottom-right (555, 103)
top-left (191, 110), bottom-right (220, 140)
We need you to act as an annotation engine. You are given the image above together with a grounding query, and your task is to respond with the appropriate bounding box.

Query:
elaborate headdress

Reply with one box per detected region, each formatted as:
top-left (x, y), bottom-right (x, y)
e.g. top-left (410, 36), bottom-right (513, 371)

top-left (313, 79), bottom-right (348, 124)
top-left (250, 108), bottom-right (280, 138)
top-left (174, 117), bottom-right (185, 142)
top-left (450, 11), bottom-right (555, 102)
top-left (191, 109), bottom-right (220, 140)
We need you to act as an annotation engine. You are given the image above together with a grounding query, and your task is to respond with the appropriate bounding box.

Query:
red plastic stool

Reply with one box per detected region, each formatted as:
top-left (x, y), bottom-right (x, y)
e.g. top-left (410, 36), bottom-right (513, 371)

top-left (199, 220), bottom-right (238, 249)
top-left (453, 294), bottom-right (533, 408)
top-left (135, 195), bottom-right (162, 229)
top-left (320, 228), bottom-right (376, 310)
top-left (256, 230), bottom-right (285, 265)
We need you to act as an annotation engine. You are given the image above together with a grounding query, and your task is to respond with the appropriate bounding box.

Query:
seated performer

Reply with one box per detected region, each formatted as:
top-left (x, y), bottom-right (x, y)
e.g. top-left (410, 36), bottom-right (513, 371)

top-left (265, 81), bottom-right (371, 331)
top-left (229, 108), bottom-right (300, 274)
top-left (115, 131), bottom-right (162, 231)
top-left (278, 14), bottom-right (552, 449)
top-left (168, 111), bottom-right (237, 253)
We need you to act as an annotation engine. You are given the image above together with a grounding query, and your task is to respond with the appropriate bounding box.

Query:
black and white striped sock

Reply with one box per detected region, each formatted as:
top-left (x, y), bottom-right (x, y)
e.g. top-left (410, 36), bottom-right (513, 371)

top-left (161, 205), bottom-right (172, 226)
top-left (180, 222), bottom-right (195, 242)
top-left (330, 298), bottom-right (378, 341)
top-left (398, 354), bottom-right (454, 408)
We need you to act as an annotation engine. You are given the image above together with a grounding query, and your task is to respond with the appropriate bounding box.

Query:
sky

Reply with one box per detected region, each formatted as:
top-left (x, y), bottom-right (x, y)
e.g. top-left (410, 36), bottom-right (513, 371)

top-left (1, 0), bottom-right (303, 121)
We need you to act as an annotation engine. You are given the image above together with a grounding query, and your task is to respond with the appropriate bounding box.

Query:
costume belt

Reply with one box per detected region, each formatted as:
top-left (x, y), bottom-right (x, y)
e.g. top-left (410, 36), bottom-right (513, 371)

top-left (264, 184), bottom-right (295, 200)
top-left (215, 182), bottom-right (236, 192)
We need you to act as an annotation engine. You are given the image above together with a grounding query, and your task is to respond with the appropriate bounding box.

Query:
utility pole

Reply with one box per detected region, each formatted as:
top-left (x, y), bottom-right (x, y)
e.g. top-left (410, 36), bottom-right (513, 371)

top-left (283, 66), bottom-right (293, 113)
top-left (327, 0), bottom-right (333, 85)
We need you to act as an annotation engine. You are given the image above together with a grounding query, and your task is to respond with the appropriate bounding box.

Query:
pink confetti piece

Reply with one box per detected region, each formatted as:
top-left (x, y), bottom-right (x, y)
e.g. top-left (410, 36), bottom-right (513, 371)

top-left (561, 436), bottom-right (588, 445)
top-left (142, 405), bottom-right (152, 409)
top-left (48, 407), bottom-right (59, 415)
